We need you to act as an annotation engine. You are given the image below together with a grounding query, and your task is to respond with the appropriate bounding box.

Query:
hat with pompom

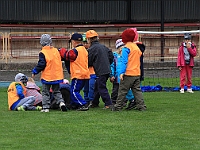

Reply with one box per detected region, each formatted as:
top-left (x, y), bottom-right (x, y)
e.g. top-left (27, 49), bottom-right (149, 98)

top-left (40, 34), bottom-right (52, 46)
top-left (121, 28), bottom-right (136, 43)
top-left (115, 39), bottom-right (124, 49)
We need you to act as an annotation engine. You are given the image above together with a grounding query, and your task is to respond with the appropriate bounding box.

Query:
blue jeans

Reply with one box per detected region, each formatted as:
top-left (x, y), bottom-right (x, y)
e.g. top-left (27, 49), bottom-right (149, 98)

top-left (83, 74), bottom-right (96, 103)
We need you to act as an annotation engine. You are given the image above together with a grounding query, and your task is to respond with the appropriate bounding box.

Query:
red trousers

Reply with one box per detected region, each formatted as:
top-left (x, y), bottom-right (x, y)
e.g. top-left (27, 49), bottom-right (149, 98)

top-left (180, 65), bottom-right (193, 89)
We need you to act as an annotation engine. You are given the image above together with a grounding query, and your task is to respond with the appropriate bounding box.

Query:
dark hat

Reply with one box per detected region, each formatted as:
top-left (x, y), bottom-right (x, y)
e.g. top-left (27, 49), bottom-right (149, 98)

top-left (69, 33), bottom-right (83, 42)
top-left (184, 33), bottom-right (191, 40)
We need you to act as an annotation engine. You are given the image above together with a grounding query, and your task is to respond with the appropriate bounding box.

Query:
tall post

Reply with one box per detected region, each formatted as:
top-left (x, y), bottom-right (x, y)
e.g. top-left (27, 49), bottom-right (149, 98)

top-left (160, 0), bottom-right (164, 61)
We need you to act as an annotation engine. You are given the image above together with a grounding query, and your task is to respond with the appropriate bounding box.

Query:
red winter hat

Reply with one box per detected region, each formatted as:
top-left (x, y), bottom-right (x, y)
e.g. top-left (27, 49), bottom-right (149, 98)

top-left (121, 28), bottom-right (136, 43)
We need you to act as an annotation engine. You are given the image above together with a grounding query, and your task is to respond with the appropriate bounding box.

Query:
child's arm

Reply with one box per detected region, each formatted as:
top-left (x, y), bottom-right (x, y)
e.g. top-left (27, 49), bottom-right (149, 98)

top-left (32, 52), bottom-right (46, 75)
top-left (16, 84), bottom-right (25, 99)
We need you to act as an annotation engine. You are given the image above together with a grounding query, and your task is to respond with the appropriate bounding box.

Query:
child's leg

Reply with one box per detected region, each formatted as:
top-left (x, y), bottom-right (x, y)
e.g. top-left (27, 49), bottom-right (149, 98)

top-left (83, 79), bottom-right (89, 102)
top-left (42, 84), bottom-right (51, 109)
top-left (52, 84), bottom-right (65, 105)
top-left (180, 66), bottom-right (186, 89)
top-left (15, 96), bottom-right (36, 110)
top-left (186, 65), bottom-right (193, 89)
top-left (111, 82), bottom-right (119, 104)
top-left (131, 77), bottom-right (146, 110)
top-left (88, 76), bottom-right (96, 101)
top-left (70, 79), bottom-right (87, 106)
top-left (95, 74), bottom-right (112, 107)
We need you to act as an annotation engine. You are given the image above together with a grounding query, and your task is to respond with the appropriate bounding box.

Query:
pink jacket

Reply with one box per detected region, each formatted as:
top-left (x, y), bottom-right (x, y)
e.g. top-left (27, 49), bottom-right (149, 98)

top-left (177, 42), bottom-right (197, 67)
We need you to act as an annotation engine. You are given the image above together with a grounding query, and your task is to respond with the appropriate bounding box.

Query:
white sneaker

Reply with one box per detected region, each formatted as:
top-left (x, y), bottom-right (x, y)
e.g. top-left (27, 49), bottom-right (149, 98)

top-left (41, 109), bottom-right (49, 112)
top-left (59, 102), bottom-right (67, 112)
top-left (187, 89), bottom-right (194, 93)
top-left (180, 89), bottom-right (184, 93)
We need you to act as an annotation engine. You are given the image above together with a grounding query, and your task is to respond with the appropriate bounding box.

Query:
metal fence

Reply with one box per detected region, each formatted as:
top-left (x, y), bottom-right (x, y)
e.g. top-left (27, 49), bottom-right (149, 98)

top-left (1, 31), bottom-right (200, 64)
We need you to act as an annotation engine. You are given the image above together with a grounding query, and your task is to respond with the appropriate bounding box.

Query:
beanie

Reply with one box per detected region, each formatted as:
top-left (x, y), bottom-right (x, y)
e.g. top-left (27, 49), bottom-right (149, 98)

top-left (184, 33), bottom-right (191, 40)
top-left (115, 39), bottom-right (125, 49)
top-left (121, 28), bottom-right (136, 43)
top-left (131, 28), bottom-right (138, 41)
top-left (40, 34), bottom-right (52, 46)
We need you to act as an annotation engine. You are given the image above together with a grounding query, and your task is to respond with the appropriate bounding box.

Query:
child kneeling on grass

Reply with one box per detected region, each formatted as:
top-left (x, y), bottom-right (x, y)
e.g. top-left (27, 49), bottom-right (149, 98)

top-left (7, 73), bottom-right (42, 111)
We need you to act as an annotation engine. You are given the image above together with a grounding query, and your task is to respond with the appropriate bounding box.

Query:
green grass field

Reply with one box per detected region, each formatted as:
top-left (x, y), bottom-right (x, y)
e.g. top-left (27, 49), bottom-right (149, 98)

top-left (0, 85), bottom-right (200, 150)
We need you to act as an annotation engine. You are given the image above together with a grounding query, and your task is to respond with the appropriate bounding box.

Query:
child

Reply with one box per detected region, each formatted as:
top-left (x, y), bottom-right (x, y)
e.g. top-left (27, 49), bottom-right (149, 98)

top-left (112, 28), bottom-right (146, 111)
top-left (26, 77), bottom-right (42, 106)
top-left (86, 30), bottom-right (113, 109)
top-left (110, 39), bottom-right (134, 106)
top-left (32, 34), bottom-right (67, 112)
top-left (7, 73), bottom-right (42, 111)
top-left (177, 33), bottom-right (197, 93)
top-left (126, 28), bottom-right (146, 110)
top-left (59, 33), bottom-right (90, 111)
top-left (82, 33), bottom-right (96, 107)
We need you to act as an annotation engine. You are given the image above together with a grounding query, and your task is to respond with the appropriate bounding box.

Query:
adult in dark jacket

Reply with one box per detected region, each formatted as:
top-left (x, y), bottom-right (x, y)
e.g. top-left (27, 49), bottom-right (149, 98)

top-left (86, 30), bottom-right (113, 109)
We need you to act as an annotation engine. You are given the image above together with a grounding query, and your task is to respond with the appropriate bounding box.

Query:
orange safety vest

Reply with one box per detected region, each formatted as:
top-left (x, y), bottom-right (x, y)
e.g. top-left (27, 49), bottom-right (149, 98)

top-left (40, 46), bottom-right (64, 81)
top-left (70, 46), bottom-right (90, 79)
top-left (7, 82), bottom-right (26, 110)
top-left (125, 42), bottom-right (142, 76)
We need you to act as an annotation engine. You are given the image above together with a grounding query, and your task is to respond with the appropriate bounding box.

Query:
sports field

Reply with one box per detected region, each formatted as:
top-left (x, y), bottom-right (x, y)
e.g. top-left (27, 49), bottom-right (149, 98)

top-left (0, 86), bottom-right (200, 150)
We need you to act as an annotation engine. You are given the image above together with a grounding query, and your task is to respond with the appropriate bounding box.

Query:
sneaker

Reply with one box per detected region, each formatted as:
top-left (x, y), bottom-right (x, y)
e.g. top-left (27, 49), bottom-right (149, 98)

top-left (77, 105), bottom-right (89, 111)
top-left (103, 105), bottom-right (113, 110)
top-left (180, 89), bottom-right (184, 94)
top-left (59, 102), bottom-right (67, 112)
top-left (17, 106), bottom-right (25, 111)
top-left (36, 106), bottom-right (42, 111)
top-left (187, 88), bottom-right (194, 93)
top-left (90, 104), bottom-right (99, 108)
top-left (125, 100), bottom-right (136, 110)
top-left (41, 109), bottom-right (49, 112)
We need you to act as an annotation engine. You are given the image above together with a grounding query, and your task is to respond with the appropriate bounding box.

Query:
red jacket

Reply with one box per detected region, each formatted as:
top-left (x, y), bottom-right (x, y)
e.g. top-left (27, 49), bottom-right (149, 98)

top-left (177, 42), bottom-right (197, 67)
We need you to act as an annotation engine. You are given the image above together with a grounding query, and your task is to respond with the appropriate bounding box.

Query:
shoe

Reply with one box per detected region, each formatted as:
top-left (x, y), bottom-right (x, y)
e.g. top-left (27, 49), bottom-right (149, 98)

top-left (125, 100), bottom-right (136, 110)
top-left (41, 109), bottom-right (49, 112)
top-left (59, 102), bottom-right (67, 112)
top-left (36, 106), bottom-right (42, 111)
top-left (17, 106), bottom-right (25, 111)
top-left (111, 106), bottom-right (121, 111)
top-left (187, 88), bottom-right (194, 93)
top-left (103, 105), bottom-right (113, 110)
top-left (77, 105), bottom-right (89, 111)
top-left (90, 104), bottom-right (99, 108)
top-left (180, 89), bottom-right (184, 93)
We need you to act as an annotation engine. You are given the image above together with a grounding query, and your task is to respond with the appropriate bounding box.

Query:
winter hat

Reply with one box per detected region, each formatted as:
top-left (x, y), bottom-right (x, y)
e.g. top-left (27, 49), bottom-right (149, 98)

top-left (15, 73), bottom-right (28, 83)
top-left (86, 30), bottom-right (98, 38)
top-left (40, 34), bottom-right (52, 46)
top-left (121, 28), bottom-right (136, 43)
top-left (115, 39), bottom-right (125, 49)
top-left (184, 33), bottom-right (191, 40)
top-left (131, 28), bottom-right (139, 41)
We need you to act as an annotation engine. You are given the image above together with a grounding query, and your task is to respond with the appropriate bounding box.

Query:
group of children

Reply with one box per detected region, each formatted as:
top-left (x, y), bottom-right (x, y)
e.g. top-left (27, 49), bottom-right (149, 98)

top-left (7, 28), bottom-right (196, 112)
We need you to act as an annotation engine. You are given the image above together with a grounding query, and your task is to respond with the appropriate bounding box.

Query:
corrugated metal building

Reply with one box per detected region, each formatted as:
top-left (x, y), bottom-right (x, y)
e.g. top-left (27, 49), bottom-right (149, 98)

top-left (0, 0), bottom-right (199, 24)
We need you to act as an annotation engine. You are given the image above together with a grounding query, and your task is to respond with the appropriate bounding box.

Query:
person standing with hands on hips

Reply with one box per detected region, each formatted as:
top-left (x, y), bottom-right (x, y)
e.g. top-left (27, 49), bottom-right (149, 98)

top-left (177, 33), bottom-right (197, 93)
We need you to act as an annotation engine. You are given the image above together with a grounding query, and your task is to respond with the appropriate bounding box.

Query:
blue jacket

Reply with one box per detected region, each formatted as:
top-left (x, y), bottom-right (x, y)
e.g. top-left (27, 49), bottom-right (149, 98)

top-left (110, 52), bottom-right (134, 101)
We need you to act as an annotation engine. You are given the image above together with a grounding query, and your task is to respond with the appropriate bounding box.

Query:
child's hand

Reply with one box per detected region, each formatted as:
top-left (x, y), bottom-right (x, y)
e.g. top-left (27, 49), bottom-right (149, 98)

top-left (120, 74), bottom-right (124, 80)
top-left (110, 77), bottom-right (115, 82)
top-left (32, 74), bottom-right (35, 78)
top-left (178, 67), bottom-right (182, 71)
